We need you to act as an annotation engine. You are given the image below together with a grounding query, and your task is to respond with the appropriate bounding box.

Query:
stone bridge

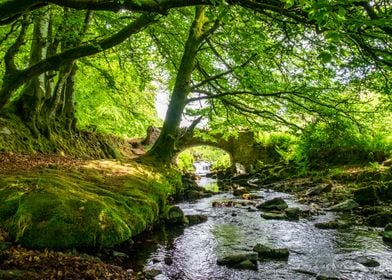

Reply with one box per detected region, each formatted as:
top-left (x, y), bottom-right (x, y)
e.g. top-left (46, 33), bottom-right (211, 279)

top-left (141, 127), bottom-right (280, 172)
top-left (175, 129), bottom-right (280, 173)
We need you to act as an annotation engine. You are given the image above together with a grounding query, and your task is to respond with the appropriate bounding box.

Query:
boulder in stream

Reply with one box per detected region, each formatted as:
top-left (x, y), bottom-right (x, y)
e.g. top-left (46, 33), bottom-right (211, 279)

top-left (260, 211), bottom-right (287, 220)
top-left (329, 199), bottom-right (359, 212)
top-left (165, 206), bottom-right (187, 225)
top-left (257, 197), bottom-right (288, 211)
top-left (253, 243), bottom-right (289, 259)
top-left (383, 223), bottom-right (392, 242)
top-left (355, 256), bottom-right (380, 267)
top-left (284, 207), bottom-right (301, 220)
top-left (314, 219), bottom-right (350, 230)
top-left (186, 214), bottom-right (208, 226)
top-left (216, 253), bottom-right (258, 269)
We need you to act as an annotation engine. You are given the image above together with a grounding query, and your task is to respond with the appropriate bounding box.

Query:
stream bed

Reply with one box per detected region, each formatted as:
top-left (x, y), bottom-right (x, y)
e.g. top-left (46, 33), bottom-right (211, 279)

top-left (125, 179), bottom-right (392, 280)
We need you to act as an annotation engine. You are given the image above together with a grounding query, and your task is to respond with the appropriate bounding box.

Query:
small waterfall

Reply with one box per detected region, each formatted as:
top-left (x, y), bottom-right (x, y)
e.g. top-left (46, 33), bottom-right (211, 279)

top-left (193, 160), bottom-right (211, 176)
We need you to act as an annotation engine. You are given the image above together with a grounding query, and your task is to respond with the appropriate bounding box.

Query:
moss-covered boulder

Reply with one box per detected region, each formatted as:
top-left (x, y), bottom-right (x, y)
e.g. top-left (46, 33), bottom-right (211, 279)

top-left (257, 197), bottom-right (288, 211)
top-left (353, 186), bottom-right (379, 205)
top-left (0, 160), bottom-right (178, 249)
top-left (366, 211), bottom-right (392, 227)
top-left (383, 223), bottom-right (392, 242)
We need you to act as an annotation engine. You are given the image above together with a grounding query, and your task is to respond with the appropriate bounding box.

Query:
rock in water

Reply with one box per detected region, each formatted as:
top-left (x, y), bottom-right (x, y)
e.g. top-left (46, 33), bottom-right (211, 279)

top-left (355, 256), bottom-right (380, 267)
top-left (284, 207), bottom-right (300, 220)
top-left (257, 197), bottom-right (288, 211)
top-left (186, 214), bottom-right (208, 226)
top-left (314, 220), bottom-right (350, 230)
top-left (383, 223), bottom-right (392, 242)
top-left (329, 199), bottom-right (359, 212)
top-left (253, 244), bottom-right (289, 259)
top-left (260, 211), bottom-right (287, 220)
top-left (166, 206), bottom-right (187, 225)
top-left (217, 253), bottom-right (258, 269)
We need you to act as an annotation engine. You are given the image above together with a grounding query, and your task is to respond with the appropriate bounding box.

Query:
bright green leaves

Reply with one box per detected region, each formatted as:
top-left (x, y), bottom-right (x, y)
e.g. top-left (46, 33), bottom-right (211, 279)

top-left (318, 51), bottom-right (332, 63)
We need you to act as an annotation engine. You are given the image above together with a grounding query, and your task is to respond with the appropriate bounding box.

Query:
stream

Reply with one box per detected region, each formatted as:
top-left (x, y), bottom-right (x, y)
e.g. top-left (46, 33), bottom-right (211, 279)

top-left (125, 178), bottom-right (392, 280)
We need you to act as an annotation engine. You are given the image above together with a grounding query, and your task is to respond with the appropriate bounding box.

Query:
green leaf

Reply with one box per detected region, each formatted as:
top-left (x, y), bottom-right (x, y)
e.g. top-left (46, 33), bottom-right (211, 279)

top-left (318, 51), bottom-right (332, 63)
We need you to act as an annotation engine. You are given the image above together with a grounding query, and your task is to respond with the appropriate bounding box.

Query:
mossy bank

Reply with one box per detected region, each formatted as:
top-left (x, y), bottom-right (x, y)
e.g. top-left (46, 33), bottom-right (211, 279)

top-left (0, 159), bottom-right (182, 249)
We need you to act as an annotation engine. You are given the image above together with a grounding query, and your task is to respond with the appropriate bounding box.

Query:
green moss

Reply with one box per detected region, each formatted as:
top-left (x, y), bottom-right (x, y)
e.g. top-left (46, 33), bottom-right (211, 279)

top-left (0, 161), bottom-right (178, 249)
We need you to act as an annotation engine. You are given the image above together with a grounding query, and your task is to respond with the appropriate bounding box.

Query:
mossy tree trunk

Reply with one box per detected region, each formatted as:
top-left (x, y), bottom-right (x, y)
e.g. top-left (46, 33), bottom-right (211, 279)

top-left (147, 6), bottom-right (217, 163)
top-left (16, 7), bottom-right (50, 137)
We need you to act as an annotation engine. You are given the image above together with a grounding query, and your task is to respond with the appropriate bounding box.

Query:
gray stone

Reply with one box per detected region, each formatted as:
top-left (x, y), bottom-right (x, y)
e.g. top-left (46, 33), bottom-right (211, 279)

top-left (261, 211), bottom-right (287, 220)
top-left (305, 183), bottom-right (332, 196)
top-left (217, 253), bottom-right (258, 267)
top-left (237, 259), bottom-right (257, 270)
top-left (186, 214), bottom-right (208, 226)
top-left (257, 197), bottom-right (288, 211)
top-left (355, 256), bottom-right (380, 267)
top-left (164, 256), bottom-right (173, 265)
top-left (144, 269), bottom-right (162, 279)
top-left (0, 127), bottom-right (11, 135)
top-left (330, 199), bottom-right (359, 212)
top-left (315, 220), bottom-right (350, 230)
top-left (253, 243), bottom-right (289, 259)
top-left (233, 187), bottom-right (249, 196)
top-left (285, 207), bottom-right (300, 220)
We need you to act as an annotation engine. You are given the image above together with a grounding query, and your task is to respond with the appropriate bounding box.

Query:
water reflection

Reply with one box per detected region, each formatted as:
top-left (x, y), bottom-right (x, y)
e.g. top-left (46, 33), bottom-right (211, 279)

top-left (127, 179), bottom-right (392, 279)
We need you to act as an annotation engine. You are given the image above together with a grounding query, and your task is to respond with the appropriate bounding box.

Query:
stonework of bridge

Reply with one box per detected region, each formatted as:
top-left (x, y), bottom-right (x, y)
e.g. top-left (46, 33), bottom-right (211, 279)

top-left (175, 130), bottom-right (278, 172)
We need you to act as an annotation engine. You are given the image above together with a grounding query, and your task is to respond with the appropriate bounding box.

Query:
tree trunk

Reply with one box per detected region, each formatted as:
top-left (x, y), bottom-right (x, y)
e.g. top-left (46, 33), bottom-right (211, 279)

top-left (147, 6), bottom-right (210, 162)
top-left (16, 7), bottom-right (50, 137)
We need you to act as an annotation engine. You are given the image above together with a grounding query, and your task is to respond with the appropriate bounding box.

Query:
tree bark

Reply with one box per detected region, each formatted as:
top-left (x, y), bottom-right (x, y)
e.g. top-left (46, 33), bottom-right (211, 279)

top-left (147, 6), bottom-right (211, 162)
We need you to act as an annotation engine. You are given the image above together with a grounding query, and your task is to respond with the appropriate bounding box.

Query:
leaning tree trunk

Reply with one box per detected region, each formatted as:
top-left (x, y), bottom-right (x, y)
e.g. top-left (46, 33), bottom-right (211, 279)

top-left (147, 6), bottom-right (215, 163)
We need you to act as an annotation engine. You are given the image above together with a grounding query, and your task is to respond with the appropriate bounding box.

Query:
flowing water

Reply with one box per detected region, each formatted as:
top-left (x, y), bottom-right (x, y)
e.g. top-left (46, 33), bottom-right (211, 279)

top-left (126, 178), bottom-right (392, 280)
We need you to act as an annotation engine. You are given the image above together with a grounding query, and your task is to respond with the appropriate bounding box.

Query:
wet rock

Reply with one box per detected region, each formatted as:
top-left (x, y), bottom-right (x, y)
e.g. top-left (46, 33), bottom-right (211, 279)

top-left (353, 186), bottom-right (379, 205)
top-left (330, 199), bottom-right (359, 212)
top-left (305, 183), bottom-right (332, 196)
top-left (314, 220), bottom-right (350, 229)
top-left (242, 193), bottom-right (262, 200)
top-left (383, 223), bottom-right (392, 242)
top-left (285, 207), bottom-right (300, 220)
top-left (166, 206), bottom-right (187, 225)
top-left (257, 197), bottom-right (288, 211)
top-left (217, 253), bottom-right (258, 269)
top-left (253, 243), bottom-right (289, 259)
top-left (260, 211), bottom-right (287, 220)
top-left (144, 269), bottom-right (162, 279)
top-left (355, 256), bottom-right (380, 267)
top-left (237, 259), bottom-right (257, 270)
top-left (186, 214), bottom-right (208, 226)
top-left (212, 200), bottom-right (235, 207)
top-left (233, 187), bottom-right (249, 196)
top-left (367, 211), bottom-right (392, 227)
top-left (164, 256), bottom-right (173, 265)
